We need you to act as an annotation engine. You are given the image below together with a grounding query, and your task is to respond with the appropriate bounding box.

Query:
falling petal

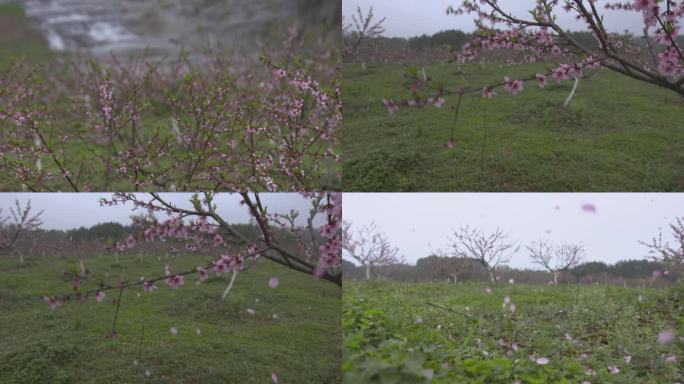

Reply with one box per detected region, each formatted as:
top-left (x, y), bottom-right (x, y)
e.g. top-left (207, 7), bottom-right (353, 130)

top-left (170, 327), bottom-right (178, 336)
top-left (271, 372), bottom-right (278, 383)
top-left (247, 308), bottom-right (256, 315)
top-left (581, 203), bottom-right (597, 213)
top-left (658, 330), bottom-right (675, 345)
top-left (415, 316), bottom-right (423, 324)
top-left (423, 369), bottom-right (434, 380)
top-left (96, 290), bottom-right (105, 303)
top-left (269, 277), bottom-right (279, 289)
top-left (536, 357), bottom-right (549, 365)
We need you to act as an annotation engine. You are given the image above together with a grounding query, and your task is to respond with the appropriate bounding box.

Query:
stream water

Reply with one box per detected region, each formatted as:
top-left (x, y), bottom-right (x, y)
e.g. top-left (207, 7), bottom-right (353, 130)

top-left (5, 0), bottom-right (338, 56)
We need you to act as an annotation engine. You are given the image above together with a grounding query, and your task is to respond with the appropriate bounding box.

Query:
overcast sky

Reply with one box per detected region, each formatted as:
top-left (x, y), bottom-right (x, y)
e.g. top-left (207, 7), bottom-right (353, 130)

top-left (343, 193), bottom-right (684, 269)
top-left (343, 0), bottom-right (645, 38)
top-left (0, 193), bottom-right (316, 230)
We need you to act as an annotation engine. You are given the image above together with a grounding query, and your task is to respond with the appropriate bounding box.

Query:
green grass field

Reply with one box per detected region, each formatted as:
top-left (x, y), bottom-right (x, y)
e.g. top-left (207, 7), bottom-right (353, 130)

top-left (342, 62), bottom-right (684, 191)
top-left (343, 281), bottom-right (683, 383)
top-left (0, 3), bottom-right (53, 67)
top-left (0, 253), bottom-right (341, 383)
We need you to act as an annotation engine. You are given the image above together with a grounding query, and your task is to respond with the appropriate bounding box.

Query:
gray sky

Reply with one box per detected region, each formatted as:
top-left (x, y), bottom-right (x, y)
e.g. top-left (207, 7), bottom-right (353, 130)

top-left (343, 193), bottom-right (684, 269)
top-left (343, 0), bottom-right (645, 38)
top-left (0, 193), bottom-right (316, 230)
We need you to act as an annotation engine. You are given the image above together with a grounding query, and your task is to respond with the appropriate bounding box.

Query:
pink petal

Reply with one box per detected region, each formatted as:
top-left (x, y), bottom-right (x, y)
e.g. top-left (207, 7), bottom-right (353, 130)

top-left (269, 277), bottom-right (279, 289)
top-left (581, 203), bottom-right (597, 213)
top-left (536, 357), bottom-right (549, 365)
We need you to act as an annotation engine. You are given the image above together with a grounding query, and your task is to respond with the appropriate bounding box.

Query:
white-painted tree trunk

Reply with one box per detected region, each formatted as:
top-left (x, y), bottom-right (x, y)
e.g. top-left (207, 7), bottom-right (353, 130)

top-left (480, 58), bottom-right (485, 71)
top-left (421, 67), bottom-right (427, 81)
top-left (222, 270), bottom-right (238, 299)
top-left (563, 77), bottom-right (580, 107)
top-left (365, 264), bottom-right (371, 281)
top-left (19, 254), bottom-right (24, 264)
top-left (553, 271), bottom-right (560, 285)
top-left (79, 259), bottom-right (85, 275)
top-left (361, 61), bottom-right (367, 72)
top-left (488, 269), bottom-right (495, 284)
top-left (34, 134), bottom-right (42, 171)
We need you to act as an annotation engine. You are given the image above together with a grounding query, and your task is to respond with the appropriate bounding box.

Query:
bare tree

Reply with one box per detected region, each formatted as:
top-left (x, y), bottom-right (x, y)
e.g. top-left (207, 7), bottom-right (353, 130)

top-left (446, 226), bottom-right (518, 284)
top-left (343, 6), bottom-right (385, 61)
top-left (0, 200), bottom-right (43, 260)
top-left (527, 240), bottom-right (584, 284)
top-left (342, 221), bottom-right (401, 281)
top-left (641, 217), bottom-right (684, 272)
top-left (434, 256), bottom-right (470, 283)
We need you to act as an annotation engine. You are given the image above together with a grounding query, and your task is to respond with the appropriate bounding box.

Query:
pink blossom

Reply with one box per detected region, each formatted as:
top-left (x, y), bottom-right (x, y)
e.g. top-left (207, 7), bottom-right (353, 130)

top-left (269, 277), bottom-right (279, 289)
top-left (434, 97), bottom-right (445, 108)
top-left (126, 234), bottom-right (136, 248)
top-left (43, 296), bottom-right (60, 310)
top-left (607, 365), bottom-right (620, 374)
top-left (446, 138), bottom-right (456, 149)
top-left (504, 77), bottom-right (524, 95)
top-left (415, 316), bottom-right (423, 324)
top-left (536, 73), bottom-right (547, 89)
top-left (664, 355), bottom-right (677, 363)
top-left (536, 357), bottom-right (549, 365)
top-left (482, 86), bottom-right (496, 98)
top-left (197, 267), bottom-right (208, 283)
top-left (423, 369), bottom-right (434, 380)
top-left (166, 274), bottom-right (184, 289)
top-left (143, 281), bottom-right (157, 292)
top-left (96, 290), bottom-right (105, 303)
top-left (504, 296), bottom-right (511, 304)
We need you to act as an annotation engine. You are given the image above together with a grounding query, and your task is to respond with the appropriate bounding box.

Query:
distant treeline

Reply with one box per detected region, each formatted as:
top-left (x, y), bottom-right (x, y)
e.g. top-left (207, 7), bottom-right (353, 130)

top-left (342, 255), bottom-right (678, 286)
top-left (1, 221), bottom-right (322, 257)
top-left (346, 28), bottom-right (684, 64)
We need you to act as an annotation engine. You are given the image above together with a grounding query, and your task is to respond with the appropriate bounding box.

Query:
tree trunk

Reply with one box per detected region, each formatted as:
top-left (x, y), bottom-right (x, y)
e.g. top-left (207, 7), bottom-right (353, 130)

top-left (563, 76), bottom-right (580, 107)
top-left (488, 269), bottom-right (495, 284)
top-left (365, 264), bottom-right (371, 281)
top-left (553, 271), bottom-right (560, 285)
top-left (19, 254), bottom-right (24, 264)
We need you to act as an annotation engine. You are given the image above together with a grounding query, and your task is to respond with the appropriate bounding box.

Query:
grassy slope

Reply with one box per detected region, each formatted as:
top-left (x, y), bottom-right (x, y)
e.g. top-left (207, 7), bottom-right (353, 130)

top-left (343, 281), bottom-right (683, 383)
top-left (0, 3), bottom-right (52, 67)
top-left (343, 62), bottom-right (684, 191)
top-left (0, 253), bottom-right (341, 383)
